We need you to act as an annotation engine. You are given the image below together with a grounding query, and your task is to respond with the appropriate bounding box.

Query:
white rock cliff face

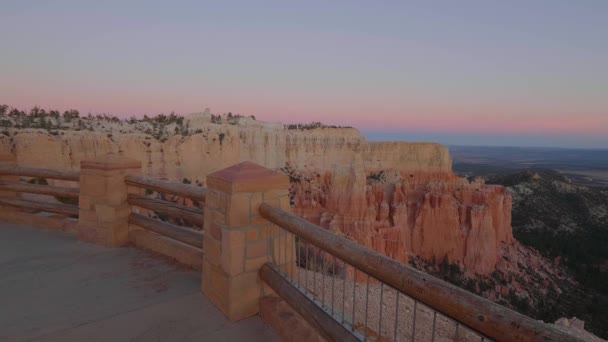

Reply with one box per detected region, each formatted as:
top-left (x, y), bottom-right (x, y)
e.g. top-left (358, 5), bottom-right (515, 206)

top-left (0, 116), bottom-right (511, 275)
top-left (2, 125), bottom-right (451, 182)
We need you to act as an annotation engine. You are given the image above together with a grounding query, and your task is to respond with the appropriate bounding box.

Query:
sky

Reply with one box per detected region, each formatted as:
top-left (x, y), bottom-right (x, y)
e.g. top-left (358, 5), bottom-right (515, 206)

top-left (1, 0), bottom-right (607, 148)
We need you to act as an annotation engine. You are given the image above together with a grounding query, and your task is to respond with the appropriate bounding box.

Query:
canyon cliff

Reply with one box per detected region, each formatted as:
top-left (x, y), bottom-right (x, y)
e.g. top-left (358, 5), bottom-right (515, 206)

top-left (0, 112), bottom-right (512, 275)
top-left (290, 157), bottom-right (512, 275)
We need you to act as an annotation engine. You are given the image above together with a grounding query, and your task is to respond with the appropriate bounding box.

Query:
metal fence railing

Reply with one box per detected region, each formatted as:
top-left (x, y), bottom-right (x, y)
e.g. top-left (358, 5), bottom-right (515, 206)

top-left (266, 221), bottom-right (489, 341)
top-left (259, 203), bottom-right (581, 342)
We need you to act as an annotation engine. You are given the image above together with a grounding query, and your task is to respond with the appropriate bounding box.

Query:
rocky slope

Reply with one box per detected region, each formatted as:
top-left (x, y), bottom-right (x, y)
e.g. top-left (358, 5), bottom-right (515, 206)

top-left (487, 171), bottom-right (608, 338)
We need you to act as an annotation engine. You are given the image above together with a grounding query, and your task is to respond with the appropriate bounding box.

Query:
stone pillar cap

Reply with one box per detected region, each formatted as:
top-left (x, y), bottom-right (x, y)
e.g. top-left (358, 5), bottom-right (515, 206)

top-left (207, 161), bottom-right (289, 194)
top-left (81, 153), bottom-right (141, 170)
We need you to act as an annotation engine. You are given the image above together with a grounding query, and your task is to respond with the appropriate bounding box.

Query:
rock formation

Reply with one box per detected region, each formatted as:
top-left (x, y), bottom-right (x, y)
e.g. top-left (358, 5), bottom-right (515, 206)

top-left (553, 318), bottom-right (606, 342)
top-left (0, 111), bottom-right (513, 275)
top-left (291, 160), bottom-right (513, 275)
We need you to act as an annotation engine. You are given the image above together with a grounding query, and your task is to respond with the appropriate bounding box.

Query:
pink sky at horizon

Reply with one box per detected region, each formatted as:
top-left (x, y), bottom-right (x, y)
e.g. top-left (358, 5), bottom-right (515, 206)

top-left (5, 96), bottom-right (606, 138)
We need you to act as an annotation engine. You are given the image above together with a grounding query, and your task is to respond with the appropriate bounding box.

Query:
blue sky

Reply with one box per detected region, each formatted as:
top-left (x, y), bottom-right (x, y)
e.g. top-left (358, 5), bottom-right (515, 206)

top-left (1, 0), bottom-right (607, 148)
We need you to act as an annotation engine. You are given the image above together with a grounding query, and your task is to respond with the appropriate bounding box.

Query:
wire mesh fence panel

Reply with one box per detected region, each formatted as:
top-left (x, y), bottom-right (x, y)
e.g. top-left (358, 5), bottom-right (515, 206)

top-left (266, 226), bottom-right (490, 342)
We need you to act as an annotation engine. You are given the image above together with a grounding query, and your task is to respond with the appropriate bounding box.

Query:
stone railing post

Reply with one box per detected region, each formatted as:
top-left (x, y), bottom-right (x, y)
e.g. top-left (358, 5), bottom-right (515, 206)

top-left (0, 153), bottom-right (17, 197)
top-left (0, 153), bottom-right (18, 215)
top-left (202, 161), bottom-right (293, 321)
top-left (78, 154), bottom-right (141, 246)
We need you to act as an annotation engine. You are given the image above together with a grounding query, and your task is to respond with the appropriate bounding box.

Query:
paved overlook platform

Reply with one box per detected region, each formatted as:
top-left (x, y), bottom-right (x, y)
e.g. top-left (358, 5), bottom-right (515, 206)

top-left (0, 222), bottom-right (279, 342)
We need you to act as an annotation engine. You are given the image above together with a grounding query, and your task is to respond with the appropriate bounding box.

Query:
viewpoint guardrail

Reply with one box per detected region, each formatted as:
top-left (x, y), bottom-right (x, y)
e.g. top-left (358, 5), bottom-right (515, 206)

top-left (257, 203), bottom-right (582, 342)
top-left (0, 155), bottom-right (583, 342)
top-left (0, 165), bottom-right (80, 217)
top-left (0, 154), bottom-right (206, 269)
top-left (125, 174), bottom-right (205, 250)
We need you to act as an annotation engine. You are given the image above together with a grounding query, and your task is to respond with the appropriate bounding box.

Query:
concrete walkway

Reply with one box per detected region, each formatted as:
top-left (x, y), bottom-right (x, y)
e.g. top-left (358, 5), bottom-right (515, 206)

top-left (0, 222), bottom-right (279, 342)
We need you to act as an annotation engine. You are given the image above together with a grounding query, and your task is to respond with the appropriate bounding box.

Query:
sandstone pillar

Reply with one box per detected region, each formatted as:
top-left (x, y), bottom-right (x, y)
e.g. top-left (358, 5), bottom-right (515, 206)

top-left (202, 161), bottom-right (293, 321)
top-left (78, 154), bottom-right (141, 246)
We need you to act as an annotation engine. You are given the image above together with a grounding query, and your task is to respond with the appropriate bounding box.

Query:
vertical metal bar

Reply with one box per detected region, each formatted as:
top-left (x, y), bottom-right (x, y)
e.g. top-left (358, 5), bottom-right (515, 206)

top-left (411, 300), bottom-right (417, 342)
top-left (305, 240), bottom-right (309, 291)
top-left (267, 226), bottom-right (272, 264)
top-left (321, 251), bottom-right (326, 308)
top-left (288, 232), bottom-right (292, 280)
top-left (275, 227), bottom-right (279, 265)
top-left (268, 230), bottom-right (279, 266)
top-left (276, 228), bottom-right (280, 268)
top-left (276, 228), bottom-right (280, 267)
top-left (277, 229), bottom-right (281, 272)
top-left (364, 274), bottom-right (370, 341)
top-left (331, 255), bottom-right (336, 316)
top-left (291, 232), bottom-right (294, 282)
top-left (378, 283), bottom-right (384, 341)
top-left (297, 235), bottom-right (300, 288)
top-left (455, 323), bottom-right (460, 342)
top-left (351, 268), bottom-right (356, 329)
top-left (313, 248), bottom-right (317, 294)
top-left (342, 260), bottom-right (346, 324)
top-left (431, 311), bottom-right (437, 342)
top-left (283, 229), bottom-right (286, 276)
top-left (393, 291), bottom-right (400, 342)
top-left (279, 229), bottom-right (283, 274)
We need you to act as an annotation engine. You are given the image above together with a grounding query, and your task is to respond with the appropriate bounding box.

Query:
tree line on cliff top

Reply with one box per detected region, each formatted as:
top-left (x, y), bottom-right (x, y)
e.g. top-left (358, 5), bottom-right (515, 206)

top-left (0, 104), bottom-right (259, 140)
top-left (284, 122), bottom-right (352, 130)
top-left (0, 105), bottom-right (255, 128)
top-left (1, 105), bottom-right (354, 138)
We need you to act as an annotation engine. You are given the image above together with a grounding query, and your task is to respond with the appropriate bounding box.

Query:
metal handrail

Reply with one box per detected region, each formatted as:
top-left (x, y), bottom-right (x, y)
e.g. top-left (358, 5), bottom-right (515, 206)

top-left (259, 203), bottom-right (581, 342)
